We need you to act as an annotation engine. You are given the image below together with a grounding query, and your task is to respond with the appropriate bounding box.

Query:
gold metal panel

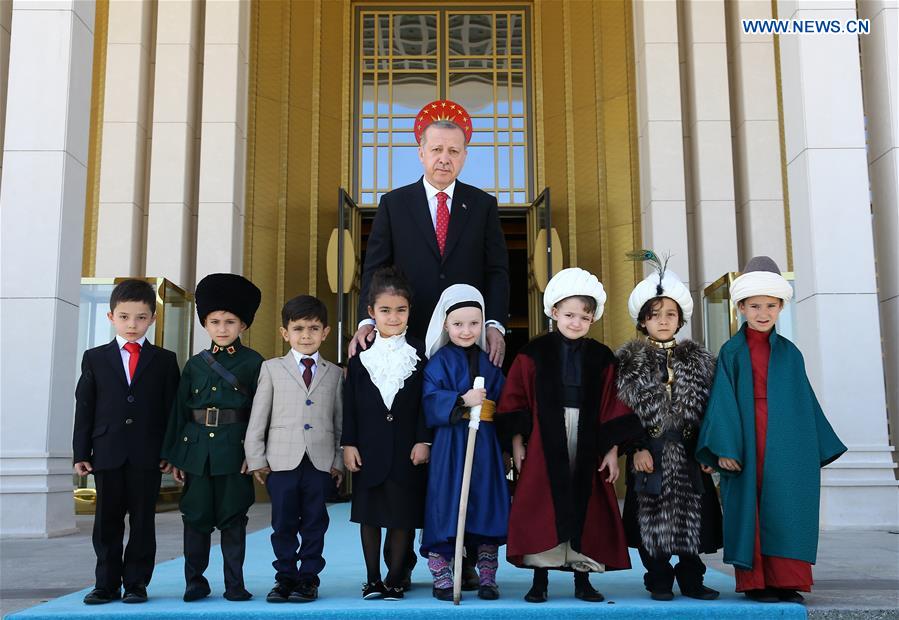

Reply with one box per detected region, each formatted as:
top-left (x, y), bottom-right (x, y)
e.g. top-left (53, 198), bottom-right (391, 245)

top-left (82, 0), bottom-right (109, 277)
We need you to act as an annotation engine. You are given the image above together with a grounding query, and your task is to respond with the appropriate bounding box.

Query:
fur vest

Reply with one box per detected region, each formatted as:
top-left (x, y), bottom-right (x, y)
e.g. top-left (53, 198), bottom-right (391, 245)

top-left (616, 338), bottom-right (719, 556)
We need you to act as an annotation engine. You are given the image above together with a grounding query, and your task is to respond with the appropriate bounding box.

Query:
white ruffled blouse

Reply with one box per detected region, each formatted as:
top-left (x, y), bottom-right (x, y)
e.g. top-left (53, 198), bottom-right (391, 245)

top-left (359, 330), bottom-right (420, 410)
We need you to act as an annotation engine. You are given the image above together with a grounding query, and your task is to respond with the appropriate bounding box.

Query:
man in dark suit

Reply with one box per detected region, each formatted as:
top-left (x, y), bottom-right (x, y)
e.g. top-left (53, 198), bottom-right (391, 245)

top-left (73, 279), bottom-right (181, 605)
top-left (349, 101), bottom-right (510, 591)
top-left (349, 100), bottom-right (510, 368)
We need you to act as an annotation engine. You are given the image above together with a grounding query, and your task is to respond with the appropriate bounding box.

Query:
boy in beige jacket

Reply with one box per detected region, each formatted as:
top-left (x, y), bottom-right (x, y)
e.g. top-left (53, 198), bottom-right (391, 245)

top-left (245, 295), bottom-right (344, 604)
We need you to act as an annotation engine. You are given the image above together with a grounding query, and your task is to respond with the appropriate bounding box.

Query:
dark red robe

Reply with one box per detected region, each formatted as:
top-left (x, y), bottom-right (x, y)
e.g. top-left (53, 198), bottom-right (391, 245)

top-left (496, 333), bottom-right (644, 570)
top-left (735, 326), bottom-right (813, 592)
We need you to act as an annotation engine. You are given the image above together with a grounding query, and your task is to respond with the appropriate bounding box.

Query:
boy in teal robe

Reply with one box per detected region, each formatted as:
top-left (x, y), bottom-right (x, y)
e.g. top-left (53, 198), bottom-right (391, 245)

top-left (696, 256), bottom-right (846, 604)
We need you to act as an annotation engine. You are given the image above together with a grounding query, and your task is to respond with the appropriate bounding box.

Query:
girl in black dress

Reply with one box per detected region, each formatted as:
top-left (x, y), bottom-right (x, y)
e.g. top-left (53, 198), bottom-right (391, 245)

top-left (341, 267), bottom-right (431, 600)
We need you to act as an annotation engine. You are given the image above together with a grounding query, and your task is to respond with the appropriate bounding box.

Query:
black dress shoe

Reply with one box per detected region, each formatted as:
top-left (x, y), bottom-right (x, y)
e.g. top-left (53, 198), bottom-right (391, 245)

top-left (288, 580), bottom-right (318, 603)
top-left (777, 589), bottom-right (805, 603)
top-left (432, 586), bottom-right (454, 601)
top-left (83, 588), bottom-right (120, 605)
top-left (744, 588), bottom-right (779, 603)
top-left (461, 565), bottom-right (480, 591)
top-left (524, 584), bottom-right (548, 603)
top-left (362, 580), bottom-right (386, 600)
top-left (681, 584), bottom-right (719, 600)
top-left (183, 578), bottom-right (211, 602)
top-left (266, 582), bottom-right (293, 603)
top-left (478, 584), bottom-right (499, 600)
top-left (223, 586), bottom-right (252, 601)
top-left (122, 585), bottom-right (148, 604)
top-left (383, 585), bottom-right (404, 600)
top-left (650, 590), bottom-right (674, 601)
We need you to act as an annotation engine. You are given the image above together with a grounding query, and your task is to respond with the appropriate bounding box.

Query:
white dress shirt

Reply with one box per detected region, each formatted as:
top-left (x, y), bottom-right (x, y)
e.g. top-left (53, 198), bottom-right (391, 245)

top-left (291, 349), bottom-right (320, 380)
top-left (115, 335), bottom-right (147, 385)
top-left (359, 178), bottom-right (505, 334)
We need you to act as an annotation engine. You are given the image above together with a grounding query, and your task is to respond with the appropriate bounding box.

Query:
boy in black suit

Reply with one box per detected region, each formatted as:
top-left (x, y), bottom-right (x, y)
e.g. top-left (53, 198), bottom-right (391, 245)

top-left (73, 279), bottom-right (181, 605)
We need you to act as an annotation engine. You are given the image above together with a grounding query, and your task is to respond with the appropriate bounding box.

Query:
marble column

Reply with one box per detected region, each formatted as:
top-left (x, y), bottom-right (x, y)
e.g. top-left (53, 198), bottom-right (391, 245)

top-left (0, 0), bottom-right (94, 537)
top-left (679, 0), bottom-right (739, 330)
top-left (726, 0), bottom-right (789, 268)
top-left (144, 0), bottom-right (204, 289)
top-left (633, 0), bottom-right (693, 336)
top-left (777, 0), bottom-right (898, 528)
top-left (859, 0), bottom-right (899, 479)
top-left (93, 1), bottom-right (155, 277)
top-left (194, 0), bottom-right (249, 351)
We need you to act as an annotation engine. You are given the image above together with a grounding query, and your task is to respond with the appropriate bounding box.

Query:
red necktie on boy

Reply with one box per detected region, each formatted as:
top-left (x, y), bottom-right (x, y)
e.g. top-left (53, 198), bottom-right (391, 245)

top-left (436, 191), bottom-right (449, 256)
top-left (123, 341), bottom-right (141, 381)
top-left (301, 358), bottom-right (314, 388)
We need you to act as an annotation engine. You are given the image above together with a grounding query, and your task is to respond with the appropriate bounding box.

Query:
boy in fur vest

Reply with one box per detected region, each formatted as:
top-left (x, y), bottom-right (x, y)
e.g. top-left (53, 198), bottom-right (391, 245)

top-left (616, 253), bottom-right (722, 601)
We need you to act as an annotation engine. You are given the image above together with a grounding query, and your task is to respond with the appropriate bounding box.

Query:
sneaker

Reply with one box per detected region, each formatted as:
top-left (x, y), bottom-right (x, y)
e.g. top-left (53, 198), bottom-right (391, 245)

top-left (383, 585), bottom-right (404, 601)
top-left (266, 582), bottom-right (293, 603)
top-left (288, 580), bottom-right (318, 603)
top-left (362, 580), bottom-right (386, 600)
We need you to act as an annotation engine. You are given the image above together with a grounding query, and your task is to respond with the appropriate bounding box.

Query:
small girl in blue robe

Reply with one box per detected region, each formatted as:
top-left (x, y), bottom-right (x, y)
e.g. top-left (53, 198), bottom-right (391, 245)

top-left (420, 284), bottom-right (509, 601)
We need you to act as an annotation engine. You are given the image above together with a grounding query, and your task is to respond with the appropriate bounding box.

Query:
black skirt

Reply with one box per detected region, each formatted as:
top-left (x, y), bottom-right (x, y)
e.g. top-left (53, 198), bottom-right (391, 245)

top-left (351, 477), bottom-right (424, 529)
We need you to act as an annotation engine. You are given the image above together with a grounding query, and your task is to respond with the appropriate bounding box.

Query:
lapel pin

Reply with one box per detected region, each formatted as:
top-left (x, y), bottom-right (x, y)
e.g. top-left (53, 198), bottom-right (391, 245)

top-left (462, 203), bottom-right (468, 210)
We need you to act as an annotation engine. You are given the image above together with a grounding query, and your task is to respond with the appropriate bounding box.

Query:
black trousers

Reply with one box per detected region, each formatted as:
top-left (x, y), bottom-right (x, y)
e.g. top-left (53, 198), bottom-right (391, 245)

top-left (638, 546), bottom-right (706, 593)
top-left (267, 456), bottom-right (333, 585)
top-left (93, 464), bottom-right (162, 591)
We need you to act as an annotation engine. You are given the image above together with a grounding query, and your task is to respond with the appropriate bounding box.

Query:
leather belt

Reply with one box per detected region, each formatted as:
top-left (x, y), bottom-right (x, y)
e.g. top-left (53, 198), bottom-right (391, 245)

top-left (192, 408), bottom-right (250, 427)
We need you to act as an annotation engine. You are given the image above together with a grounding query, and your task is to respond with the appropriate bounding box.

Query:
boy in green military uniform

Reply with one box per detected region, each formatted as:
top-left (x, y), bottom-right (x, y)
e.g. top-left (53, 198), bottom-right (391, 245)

top-left (162, 273), bottom-right (265, 602)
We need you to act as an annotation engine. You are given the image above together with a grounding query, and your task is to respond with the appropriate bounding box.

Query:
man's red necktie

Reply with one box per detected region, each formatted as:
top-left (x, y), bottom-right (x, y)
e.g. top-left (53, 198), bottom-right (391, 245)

top-left (436, 191), bottom-right (449, 256)
top-left (123, 341), bottom-right (141, 381)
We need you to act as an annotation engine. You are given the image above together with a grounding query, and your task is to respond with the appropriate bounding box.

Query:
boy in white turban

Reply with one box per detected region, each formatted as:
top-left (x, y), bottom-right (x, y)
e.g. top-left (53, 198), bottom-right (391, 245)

top-left (615, 252), bottom-right (722, 601)
top-left (696, 256), bottom-right (846, 603)
top-left (496, 268), bottom-right (643, 603)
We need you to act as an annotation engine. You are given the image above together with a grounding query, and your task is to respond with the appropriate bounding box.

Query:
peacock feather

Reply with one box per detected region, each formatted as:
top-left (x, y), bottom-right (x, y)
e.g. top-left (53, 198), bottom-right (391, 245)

top-left (626, 249), bottom-right (671, 295)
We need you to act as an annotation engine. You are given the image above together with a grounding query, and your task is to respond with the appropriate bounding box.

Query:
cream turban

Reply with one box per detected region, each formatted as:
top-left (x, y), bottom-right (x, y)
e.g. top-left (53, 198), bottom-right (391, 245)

top-left (425, 284), bottom-right (487, 358)
top-left (730, 256), bottom-right (793, 303)
top-left (543, 268), bottom-right (607, 322)
top-left (627, 269), bottom-right (693, 323)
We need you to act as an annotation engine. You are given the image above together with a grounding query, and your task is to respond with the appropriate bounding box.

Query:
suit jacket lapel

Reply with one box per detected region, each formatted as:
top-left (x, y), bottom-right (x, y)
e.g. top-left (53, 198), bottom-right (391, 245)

top-left (129, 342), bottom-right (156, 387)
top-left (281, 353), bottom-right (309, 394)
top-left (411, 177), bottom-right (441, 262)
top-left (308, 360), bottom-right (329, 395)
top-left (443, 181), bottom-right (471, 262)
top-left (104, 340), bottom-right (129, 390)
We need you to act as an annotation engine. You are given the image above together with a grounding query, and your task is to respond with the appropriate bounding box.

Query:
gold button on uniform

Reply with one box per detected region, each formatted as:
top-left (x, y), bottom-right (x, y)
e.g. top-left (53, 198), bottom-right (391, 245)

top-left (125, 418), bottom-right (133, 424)
top-left (209, 432), bottom-right (215, 438)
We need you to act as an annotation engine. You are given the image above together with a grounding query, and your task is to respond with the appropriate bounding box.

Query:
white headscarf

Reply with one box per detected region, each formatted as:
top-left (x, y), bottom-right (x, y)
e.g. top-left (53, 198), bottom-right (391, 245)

top-left (730, 256), bottom-right (793, 303)
top-left (425, 284), bottom-right (487, 359)
top-left (543, 268), bottom-right (607, 322)
top-left (627, 269), bottom-right (693, 323)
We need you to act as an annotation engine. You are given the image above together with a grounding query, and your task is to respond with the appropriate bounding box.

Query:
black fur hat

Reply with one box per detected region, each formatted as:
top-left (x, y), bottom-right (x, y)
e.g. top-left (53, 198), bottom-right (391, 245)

top-left (195, 273), bottom-right (262, 327)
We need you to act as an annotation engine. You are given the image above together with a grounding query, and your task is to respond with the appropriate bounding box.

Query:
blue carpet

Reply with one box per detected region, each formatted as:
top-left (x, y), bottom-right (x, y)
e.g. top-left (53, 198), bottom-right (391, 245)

top-left (9, 502), bottom-right (805, 619)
